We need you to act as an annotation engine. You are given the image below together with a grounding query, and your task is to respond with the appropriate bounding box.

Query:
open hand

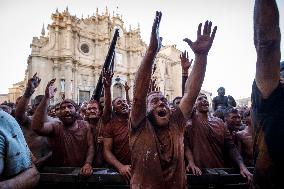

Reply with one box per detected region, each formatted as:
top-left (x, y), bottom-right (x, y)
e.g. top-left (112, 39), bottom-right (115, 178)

top-left (102, 69), bottom-right (114, 88)
top-left (240, 166), bottom-right (253, 184)
top-left (148, 11), bottom-right (163, 54)
top-left (184, 21), bottom-right (217, 55)
top-left (180, 50), bottom-right (193, 72)
top-left (186, 163), bottom-right (202, 176)
top-left (45, 79), bottom-right (57, 99)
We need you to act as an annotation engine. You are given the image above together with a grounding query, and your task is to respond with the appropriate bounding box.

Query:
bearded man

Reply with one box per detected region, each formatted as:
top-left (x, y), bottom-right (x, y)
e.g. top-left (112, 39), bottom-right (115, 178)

top-left (31, 79), bottom-right (94, 177)
top-left (129, 11), bottom-right (217, 189)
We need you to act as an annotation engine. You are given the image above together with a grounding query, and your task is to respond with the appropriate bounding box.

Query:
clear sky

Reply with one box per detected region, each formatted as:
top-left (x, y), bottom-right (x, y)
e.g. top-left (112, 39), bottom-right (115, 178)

top-left (0, 0), bottom-right (283, 99)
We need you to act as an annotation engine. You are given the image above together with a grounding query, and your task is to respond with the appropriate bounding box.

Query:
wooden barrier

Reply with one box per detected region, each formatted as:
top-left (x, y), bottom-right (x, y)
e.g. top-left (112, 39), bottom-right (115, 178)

top-left (37, 167), bottom-right (254, 189)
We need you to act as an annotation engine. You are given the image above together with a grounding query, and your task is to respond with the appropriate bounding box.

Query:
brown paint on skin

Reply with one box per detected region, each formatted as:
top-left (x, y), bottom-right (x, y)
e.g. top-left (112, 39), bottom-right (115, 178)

top-left (186, 94), bottom-right (243, 169)
top-left (130, 107), bottom-right (186, 189)
top-left (21, 122), bottom-right (50, 160)
top-left (49, 120), bottom-right (90, 166)
top-left (103, 116), bottom-right (131, 165)
top-left (188, 114), bottom-right (227, 168)
top-left (89, 119), bottom-right (105, 167)
top-left (86, 101), bottom-right (105, 167)
top-left (235, 128), bottom-right (253, 166)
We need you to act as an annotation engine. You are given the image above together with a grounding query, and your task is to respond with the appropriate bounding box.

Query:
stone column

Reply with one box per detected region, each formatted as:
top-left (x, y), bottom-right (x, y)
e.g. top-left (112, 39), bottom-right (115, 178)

top-left (66, 24), bottom-right (72, 55)
top-left (52, 59), bottom-right (61, 104)
top-left (64, 59), bottom-right (73, 99)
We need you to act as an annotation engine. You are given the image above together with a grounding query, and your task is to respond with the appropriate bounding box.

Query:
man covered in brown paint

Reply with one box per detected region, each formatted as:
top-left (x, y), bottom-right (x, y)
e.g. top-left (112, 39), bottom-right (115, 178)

top-left (85, 69), bottom-right (113, 168)
top-left (31, 79), bottom-right (94, 177)
top-left (235, 109), bottom-right (253, 166)
top-left (103, 96), bottom-right (131, 183)
top-left (184, 93), bottom-right (252, 181)
top-left (129, 11), bottom-right (217, 189)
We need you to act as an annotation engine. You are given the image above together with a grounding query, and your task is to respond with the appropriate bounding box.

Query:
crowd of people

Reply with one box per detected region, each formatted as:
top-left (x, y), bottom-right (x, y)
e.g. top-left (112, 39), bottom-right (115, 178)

top-left (0, 0), bottom-right (283, 188)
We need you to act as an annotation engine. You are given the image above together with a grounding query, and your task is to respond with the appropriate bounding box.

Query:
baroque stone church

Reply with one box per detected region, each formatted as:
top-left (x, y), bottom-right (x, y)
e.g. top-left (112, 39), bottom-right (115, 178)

top-left (24, 7), bottom-right (185, 104)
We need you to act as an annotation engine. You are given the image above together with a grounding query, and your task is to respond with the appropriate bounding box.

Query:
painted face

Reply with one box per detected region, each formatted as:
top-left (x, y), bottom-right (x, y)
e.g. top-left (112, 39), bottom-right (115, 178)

top-left (86, 102), bottom-right (100, 119)
top-left (195, 94), bottom-right (210, 113)
top-left (59, 102), bottom-right (77, 126)
top-left (226, 112), bottom-right (242, 131)
top-left (147, 93), bottom-right (171, 127)
top-left (113, 97), bottom-right (129, 115)
top-left (48, 108), bottom-right (57, 118)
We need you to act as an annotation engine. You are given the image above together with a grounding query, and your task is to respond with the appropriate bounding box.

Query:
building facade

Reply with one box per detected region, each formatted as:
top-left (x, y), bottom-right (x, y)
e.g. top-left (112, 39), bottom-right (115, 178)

top-left (23, 8), bottom-right (185, 104)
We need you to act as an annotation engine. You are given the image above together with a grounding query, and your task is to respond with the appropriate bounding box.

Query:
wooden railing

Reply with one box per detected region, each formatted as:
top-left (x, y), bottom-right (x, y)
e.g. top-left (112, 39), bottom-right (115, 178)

top-left (37, 167), bottom-right (254, 189)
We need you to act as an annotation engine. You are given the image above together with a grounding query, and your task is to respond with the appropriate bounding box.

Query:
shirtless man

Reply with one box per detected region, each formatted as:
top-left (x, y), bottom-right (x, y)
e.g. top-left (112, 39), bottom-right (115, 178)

top-left (129, 11), bottom-right (217, 189)
top-left (252, 0), bottom-right (283, 188)
top-left (235, 109), bottom-right (253, 166)
top-left (31, 79), bottom-right (94, 176)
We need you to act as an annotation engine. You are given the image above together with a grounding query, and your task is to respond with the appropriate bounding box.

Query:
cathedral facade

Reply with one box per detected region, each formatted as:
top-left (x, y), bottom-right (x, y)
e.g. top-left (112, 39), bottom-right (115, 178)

top-left (25, 8), bottom-right (185, 104)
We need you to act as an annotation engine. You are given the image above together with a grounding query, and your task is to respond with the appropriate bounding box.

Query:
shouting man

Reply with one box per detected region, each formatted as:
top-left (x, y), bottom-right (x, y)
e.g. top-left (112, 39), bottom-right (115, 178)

top-left (129, 11), bottom-right (217, 189)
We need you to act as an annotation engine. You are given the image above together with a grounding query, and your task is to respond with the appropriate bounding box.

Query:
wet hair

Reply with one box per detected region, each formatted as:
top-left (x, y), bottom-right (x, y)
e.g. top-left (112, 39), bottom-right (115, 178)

top-left (112, 97), bottom-right (123, 107)
top-left (213, 108), bottom-right (225, 121)
top-left (59, 99), bottom-right (78, 110)
top-left (33, 95), bottom-right (45, 106)
top-left (146, 91), bottom-right (163, 105)
top-left (88, 99), bottom-right (99, 107)
top-left (224, 107), bottom-right (239, 118)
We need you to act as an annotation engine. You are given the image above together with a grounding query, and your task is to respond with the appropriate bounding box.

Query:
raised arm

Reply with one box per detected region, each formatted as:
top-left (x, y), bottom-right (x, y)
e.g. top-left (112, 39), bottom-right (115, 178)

top-left (254, 0), bottom-right (281, 98)
top-left (180, 51), bottom-right (193, 95)
top-left (131, 11), bottom-right (162, 128)
top-left (124, 82), bottom-right (131, 105)
top-left (101, 69), bottom-right (113, 123)
top-left (15, 73), bottom-right (41, 125)
top-left (31, 79), bottom-right (57, 136)
top-left (179, 21), bottom-right (217, 117)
